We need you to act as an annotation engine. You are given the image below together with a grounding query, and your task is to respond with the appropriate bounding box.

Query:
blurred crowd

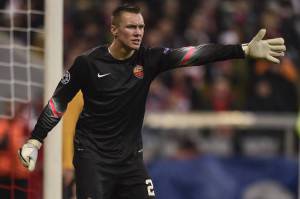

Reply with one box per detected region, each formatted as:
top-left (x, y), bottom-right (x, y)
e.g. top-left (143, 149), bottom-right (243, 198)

top-left (62, 0), bottom-right (299, 113)
top-left (1, 0), bottom-right (299, 113)
top-left (0, 0), bottom-right (299, 198)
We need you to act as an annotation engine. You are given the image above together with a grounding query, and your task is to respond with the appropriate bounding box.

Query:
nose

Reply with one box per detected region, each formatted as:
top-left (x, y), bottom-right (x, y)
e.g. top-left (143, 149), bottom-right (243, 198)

top-left (135, 27), bottom-right (143, 37)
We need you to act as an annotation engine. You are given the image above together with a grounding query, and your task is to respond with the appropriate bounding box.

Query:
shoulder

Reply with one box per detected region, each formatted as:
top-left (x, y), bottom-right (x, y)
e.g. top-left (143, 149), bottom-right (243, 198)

top-left (80, 45), bottom-right (107, 60)
top-left (142, 46), bottom-right (171, 56)
top-left (70, 46), bottom-right (105, 65)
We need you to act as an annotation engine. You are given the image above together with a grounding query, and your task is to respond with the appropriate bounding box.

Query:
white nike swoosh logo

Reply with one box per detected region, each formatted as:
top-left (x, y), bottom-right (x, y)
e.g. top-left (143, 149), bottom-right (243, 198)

top-left (97, 73), bottom-right (110, 78)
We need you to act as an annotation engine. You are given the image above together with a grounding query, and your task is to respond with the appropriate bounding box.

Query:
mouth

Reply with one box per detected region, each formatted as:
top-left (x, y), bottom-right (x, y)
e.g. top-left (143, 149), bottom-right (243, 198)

top-left (132, 39), bottom-right (141, 45)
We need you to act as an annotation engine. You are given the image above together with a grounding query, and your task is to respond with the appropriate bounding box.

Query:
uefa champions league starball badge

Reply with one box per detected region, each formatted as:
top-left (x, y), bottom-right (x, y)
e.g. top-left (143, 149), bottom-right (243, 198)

top-left (61, 71), bottom-right (71, 84)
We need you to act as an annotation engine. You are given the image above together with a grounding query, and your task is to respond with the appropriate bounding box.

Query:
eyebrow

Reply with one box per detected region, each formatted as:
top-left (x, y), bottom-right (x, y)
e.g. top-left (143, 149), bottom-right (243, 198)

top-left (125, 23), bottom-right (145, 27)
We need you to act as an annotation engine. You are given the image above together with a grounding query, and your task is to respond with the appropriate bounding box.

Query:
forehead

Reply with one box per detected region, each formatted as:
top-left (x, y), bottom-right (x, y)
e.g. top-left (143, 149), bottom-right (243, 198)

top-left (119, 12), bottom-right (144, 25)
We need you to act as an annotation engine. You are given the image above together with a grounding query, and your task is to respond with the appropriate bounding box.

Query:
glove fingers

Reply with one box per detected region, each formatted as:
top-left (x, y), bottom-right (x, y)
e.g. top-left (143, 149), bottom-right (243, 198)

top-left (266, 38), bottom-right (284, 45)
top-left (269, 45), bottom-right (286, 52)
top-left (253, 29), bottom-right (266, 42)
top-left (28, 158), bottom-right (36, 172)
top-left (270, 51), bottom-right (284, 57)
top-left (18, 149), bottom-right (29, 167)
top-left (267, 55), bottom-right (280, 64)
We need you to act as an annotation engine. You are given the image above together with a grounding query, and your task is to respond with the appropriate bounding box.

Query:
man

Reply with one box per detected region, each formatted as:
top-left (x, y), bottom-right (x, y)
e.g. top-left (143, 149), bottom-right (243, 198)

top-left (18, 4), bottom-right (286, 199)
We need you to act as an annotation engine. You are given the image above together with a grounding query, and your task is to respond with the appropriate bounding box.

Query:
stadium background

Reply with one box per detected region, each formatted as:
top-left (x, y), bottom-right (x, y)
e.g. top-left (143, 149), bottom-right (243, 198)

top-left (0, 0), bottom-right (299, 199)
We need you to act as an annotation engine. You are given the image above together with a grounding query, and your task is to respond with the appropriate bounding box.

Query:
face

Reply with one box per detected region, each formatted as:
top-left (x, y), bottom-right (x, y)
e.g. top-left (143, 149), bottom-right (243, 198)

top-left (112, 12), bottom-right (145, 50)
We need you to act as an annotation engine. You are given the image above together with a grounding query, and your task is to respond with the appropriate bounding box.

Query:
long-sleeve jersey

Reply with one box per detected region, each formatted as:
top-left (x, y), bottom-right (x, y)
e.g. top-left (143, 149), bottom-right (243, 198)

top-left (30, 44), bottom-right (245, 164)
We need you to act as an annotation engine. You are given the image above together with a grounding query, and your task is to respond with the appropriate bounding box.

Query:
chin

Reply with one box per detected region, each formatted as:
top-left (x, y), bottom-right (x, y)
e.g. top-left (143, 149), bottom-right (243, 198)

top-left (131, 45), bottom-right (140, 50)
top-left (128, 42), bottom-right (141, 50)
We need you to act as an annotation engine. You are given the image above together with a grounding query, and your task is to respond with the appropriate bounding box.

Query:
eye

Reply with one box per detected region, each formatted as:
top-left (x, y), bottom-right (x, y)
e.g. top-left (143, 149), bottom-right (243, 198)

top-left (127, 25), bottom-right (136, 29)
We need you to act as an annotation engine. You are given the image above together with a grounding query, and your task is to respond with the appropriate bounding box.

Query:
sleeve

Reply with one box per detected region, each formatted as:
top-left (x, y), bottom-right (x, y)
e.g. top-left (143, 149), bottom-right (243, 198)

top-left (150, 44), bottom-right (245, 76)
top-left (30, 56), bottom-right (87, 142)
top-left (62, 91), bottom-right (84, 170)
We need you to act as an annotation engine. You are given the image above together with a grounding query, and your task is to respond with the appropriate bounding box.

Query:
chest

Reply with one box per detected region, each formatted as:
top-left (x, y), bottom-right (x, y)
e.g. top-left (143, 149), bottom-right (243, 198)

top-left (85, 60), bottom-right (147, 93)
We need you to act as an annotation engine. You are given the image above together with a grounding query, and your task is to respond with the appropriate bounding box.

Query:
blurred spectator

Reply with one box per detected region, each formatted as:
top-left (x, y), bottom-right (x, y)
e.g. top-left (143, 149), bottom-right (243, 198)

top-left (205, 76), bottom-right (236, 111)
top-left (144, 28), bottom-right (164, 47)
top-left (184, 12), bottom-right (210, 45)
top-left (147, 78), bottom-right (170, 111)
top-left (246, 78), bottom-right (281, 112)
top-left (247, 61), bottom-right (298, 112)
top-left (166, 70), bottom-right (192, 111)
top-left (162, 0), bottom-right (180, 20)
top-left (172, 136), bottom-right (200, 160)
top-left (0, 104), bottom-right (33, 199)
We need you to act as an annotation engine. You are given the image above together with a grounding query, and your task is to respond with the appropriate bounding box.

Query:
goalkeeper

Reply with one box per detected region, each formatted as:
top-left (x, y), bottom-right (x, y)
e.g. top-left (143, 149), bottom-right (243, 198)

top-left (18, 4), bottom-right (286, 199)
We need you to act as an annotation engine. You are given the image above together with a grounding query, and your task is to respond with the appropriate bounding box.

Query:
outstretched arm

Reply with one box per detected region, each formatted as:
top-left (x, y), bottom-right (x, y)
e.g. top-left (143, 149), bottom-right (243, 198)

top-left (159, 44), bottom-right (245, 71)
top-left (154, 29), bottom-right (285, 74)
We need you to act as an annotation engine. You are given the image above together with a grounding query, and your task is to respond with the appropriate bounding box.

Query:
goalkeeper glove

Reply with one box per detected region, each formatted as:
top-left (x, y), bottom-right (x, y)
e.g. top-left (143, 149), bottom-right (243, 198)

top-left (18, 139), bottom-right (42, 172)
top-left (242, 29), bottom-right (286, 64)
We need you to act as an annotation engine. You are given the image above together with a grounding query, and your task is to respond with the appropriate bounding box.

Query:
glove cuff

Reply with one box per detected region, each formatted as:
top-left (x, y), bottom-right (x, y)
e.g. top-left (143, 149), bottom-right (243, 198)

top-left (241, 43), bottom-right (249, 56)
top-left (28, 139), bottom-right (42, 149)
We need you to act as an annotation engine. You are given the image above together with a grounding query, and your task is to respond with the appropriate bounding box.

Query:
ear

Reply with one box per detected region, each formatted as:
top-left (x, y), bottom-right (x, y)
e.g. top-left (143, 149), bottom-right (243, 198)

top-left (111, 24), bottom-right (118, 38)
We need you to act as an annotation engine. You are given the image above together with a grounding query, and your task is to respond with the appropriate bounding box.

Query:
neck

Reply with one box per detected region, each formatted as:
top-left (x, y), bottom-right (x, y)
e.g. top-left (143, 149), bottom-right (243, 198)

top-left (108, 41), bottom-right (135, 60)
